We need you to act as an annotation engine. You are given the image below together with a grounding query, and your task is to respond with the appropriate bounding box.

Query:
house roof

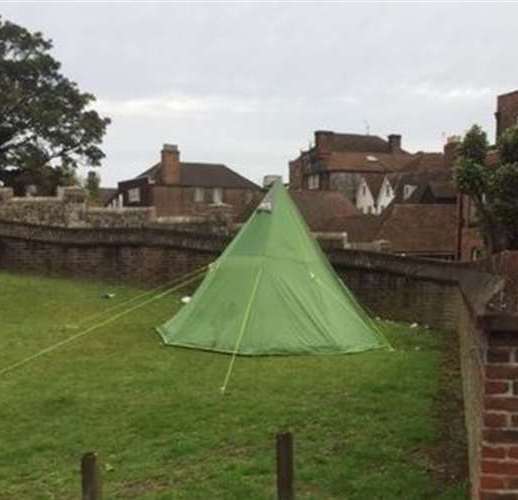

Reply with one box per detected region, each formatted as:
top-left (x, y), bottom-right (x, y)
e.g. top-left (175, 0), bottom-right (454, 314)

top-left (289, 190), bottom-right (360, 232)
top-left (340, 215), bottom-right (383, 242)
top-left (324, 133), bottom-right (397, 154)
top-left (236, 189), bottom-right (360, 232)
top-left (401, 152), bottom-right (445, 171)
top-left (325, 152), bottom-right (411, 173)
top-left (136, 162), bottom-right (260, 190)
top-left (376, 204), bottom-right (457, 255)
top-left (428, 181), bottom-right (457, 200)
top-left (361, 173), bottom-right (385, 199)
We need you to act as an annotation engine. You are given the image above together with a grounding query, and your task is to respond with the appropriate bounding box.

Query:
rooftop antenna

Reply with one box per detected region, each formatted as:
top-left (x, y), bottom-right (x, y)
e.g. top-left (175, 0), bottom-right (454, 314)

top-left (364, 120), bottom-right (371, 135)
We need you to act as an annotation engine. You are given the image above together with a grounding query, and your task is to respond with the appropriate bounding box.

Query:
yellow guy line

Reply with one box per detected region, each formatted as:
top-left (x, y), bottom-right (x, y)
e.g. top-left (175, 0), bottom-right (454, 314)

top-left (0, 272), bottom-right (204, 377)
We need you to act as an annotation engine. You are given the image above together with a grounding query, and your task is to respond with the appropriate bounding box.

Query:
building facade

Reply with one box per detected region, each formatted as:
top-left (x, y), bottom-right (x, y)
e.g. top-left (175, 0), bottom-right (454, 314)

top-left (288, 130), bottom-right (413, 204)
top-left (111, 144), bottom-right (262, 220)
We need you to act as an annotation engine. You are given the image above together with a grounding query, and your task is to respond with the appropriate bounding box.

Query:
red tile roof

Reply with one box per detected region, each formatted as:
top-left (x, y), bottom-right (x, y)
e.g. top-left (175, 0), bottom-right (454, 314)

top-left (289, 190), bottom-right (360, 232)
top-left (324, 133), bottom-right (396, 154)
top-left (376, 204), bottom-right (457, 255)
top-left (137, 162), bottom-right (259, 190)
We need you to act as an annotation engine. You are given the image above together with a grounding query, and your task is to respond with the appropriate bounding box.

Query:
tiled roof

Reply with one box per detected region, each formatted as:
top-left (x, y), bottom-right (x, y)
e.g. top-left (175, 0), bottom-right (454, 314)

top-left (401, 152), bottom-right (445, 171)
top-left (326, 133), bottom-right (395, 153)
top-left (361, 173), bottom-right (385, 199)
top-left (325, 152), bottom-right (411, 173)
top-left (340, 215), bottom-right (383, 242)
top-left (428, 181), bottom-right (457, 200)
top-left (136, 162), bottom-right (259, 190)
top-left (376, 204), bottom-right (457, 255)
top-left (289, 190), bottom-right (360, 232)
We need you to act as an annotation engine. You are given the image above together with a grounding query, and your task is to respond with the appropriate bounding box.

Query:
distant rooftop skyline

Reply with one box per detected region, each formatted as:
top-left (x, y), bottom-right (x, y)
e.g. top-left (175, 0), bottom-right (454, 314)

top-left (2, 2), bottom-right (517, 187)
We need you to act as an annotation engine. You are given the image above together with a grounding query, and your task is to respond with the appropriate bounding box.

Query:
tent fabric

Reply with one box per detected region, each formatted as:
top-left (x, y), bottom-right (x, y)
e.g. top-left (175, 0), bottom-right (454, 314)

top-left (156, 181), bottom-right (390, 356)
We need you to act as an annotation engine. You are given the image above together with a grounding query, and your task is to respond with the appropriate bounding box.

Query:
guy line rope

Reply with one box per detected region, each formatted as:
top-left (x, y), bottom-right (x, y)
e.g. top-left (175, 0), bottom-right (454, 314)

top-left (0, 266), bottom-right (208, 377)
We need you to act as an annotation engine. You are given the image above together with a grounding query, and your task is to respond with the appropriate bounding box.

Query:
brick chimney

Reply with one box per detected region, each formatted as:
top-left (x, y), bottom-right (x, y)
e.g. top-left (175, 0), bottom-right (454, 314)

top-left (314, 130), bottom-right (334, 156)
top-left (388, 134), bottom-right (402, 154)
top-left (159, 144), bottom-right (180, 185)
top-left (444, 136), bottom-right (461, 168)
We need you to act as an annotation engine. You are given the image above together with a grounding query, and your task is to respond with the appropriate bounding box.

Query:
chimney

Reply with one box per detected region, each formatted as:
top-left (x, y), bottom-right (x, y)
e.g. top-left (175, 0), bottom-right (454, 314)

top-left (314, 130), bottom-right (334, 155)
top-left (444, 136), bottom-right (461, 168)
top-left (159, 144), bottom-right (180, 185)
top-left (388, 134), bottom-right (402, 154)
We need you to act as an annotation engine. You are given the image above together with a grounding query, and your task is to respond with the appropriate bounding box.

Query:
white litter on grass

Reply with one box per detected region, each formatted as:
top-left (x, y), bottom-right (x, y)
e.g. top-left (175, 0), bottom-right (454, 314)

top-left (181, 296), bottom-right (191, 304)
top-left (102, 293), bottom-right (116, 299)
top-left (410, 322), bottom-right (419, 329)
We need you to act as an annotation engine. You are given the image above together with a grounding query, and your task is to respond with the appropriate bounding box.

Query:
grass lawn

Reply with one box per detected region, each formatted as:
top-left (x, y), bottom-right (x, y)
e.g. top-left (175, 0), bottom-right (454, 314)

top-left (0, 271), bottom-right (467, 499)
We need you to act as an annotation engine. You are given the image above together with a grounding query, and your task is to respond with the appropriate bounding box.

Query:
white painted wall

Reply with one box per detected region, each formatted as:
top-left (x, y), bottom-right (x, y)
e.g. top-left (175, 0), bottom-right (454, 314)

top-left (376, 176), bottom-right (395, 214)
top-left (355, 178), bottom-right (376, 215)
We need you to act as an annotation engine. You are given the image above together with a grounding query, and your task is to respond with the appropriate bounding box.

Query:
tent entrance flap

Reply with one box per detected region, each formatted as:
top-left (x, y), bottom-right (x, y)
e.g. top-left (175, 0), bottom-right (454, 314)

top-left (156, 180), bottom-right (390, 356)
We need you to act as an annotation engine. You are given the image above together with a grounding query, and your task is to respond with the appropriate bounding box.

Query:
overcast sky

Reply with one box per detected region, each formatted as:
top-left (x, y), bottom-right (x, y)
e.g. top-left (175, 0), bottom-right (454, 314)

top-left (2, 2), bottom-right (518, 187)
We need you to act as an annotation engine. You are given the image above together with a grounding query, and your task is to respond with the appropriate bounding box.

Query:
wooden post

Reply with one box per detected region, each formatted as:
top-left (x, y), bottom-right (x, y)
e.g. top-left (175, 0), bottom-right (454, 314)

top-left (276, 432), bottom-right (294, 500)
top-left (81, 452), bottom-right (102, 500)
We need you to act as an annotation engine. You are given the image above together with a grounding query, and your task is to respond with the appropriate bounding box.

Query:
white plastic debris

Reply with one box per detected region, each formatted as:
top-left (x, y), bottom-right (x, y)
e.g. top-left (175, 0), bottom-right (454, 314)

top-left (410, 322), bottom-right (419, 329)
top-left (181, 296), bottom-right (191, 304)
top-left (102, 293), bottom-right (116, 299)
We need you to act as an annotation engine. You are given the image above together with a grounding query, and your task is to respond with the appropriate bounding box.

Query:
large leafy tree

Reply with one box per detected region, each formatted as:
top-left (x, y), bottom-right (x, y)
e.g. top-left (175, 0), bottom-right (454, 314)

top-left (455, 124), bottom-right (518, 253)
top-left (0, 17), bottom-right (110, 195)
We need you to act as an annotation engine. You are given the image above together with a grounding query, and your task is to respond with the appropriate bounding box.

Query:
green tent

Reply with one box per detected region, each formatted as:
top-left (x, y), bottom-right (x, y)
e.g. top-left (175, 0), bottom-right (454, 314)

top-left (157, 181), bottom-right (390, 355)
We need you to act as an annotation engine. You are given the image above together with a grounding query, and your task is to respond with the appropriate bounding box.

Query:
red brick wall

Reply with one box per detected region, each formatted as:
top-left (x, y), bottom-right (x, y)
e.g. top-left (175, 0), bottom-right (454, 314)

top-left (497, 91), bottom-right (518, 139)
top-left (151, 185), bottom-right (260, 219)
top-left (477, 320), bottom-right (518, 499)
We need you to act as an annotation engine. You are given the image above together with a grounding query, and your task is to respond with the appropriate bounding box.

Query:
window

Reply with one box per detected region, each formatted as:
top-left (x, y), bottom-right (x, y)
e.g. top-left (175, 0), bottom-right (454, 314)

top-left (403, 184), bottom-right (416, 200)
top-left (308, 174), bottom-right (320, 190)
top-left (385, 185), bottom-right (390, 196)
top-left (128, 188), bottom-right (140, 203)
top-left (212, 187), bottom-right (223, 204)
top-left (194, 187), bottom-right (205, 203)
top-left (362, 185), bottom-right (366, 196)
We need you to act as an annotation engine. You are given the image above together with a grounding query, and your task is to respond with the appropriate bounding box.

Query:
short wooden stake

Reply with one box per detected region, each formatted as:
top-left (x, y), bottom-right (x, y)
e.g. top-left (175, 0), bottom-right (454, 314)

top-left (276, 432), bottom-right (294, 500)
top-left (81, 451), bottom-right (102, 500)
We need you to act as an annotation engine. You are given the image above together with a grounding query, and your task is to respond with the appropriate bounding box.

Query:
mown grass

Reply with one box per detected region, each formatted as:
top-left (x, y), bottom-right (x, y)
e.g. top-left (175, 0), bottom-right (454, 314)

top-left (0, 271), bottom-right (467, 499)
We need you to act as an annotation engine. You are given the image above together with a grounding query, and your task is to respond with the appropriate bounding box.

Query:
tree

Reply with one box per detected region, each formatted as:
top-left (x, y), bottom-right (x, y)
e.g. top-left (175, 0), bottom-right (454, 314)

top-left (454, 124), bottom-right (518, 253)
top-left (0, 17), bottom-right (110, 195)
top-left (85, 170), bottom-right (100, 201)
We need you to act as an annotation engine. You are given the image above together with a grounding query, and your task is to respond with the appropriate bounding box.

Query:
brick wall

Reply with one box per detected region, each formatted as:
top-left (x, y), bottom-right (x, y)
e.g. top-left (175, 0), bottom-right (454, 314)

top-left (496, 91), bottom-right (518, 139)
top-left (150, 185), bottom-right (260, 219)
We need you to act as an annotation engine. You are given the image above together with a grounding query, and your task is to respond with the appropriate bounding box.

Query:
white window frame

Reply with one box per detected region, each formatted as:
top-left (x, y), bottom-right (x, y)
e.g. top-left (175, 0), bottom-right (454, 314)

top-left (212, 187), bottom-right (223, 204)
top-left (194, 187), bottom-right (205, 203)
top-left (128, 188), bottom-right (140, 203)
top-left (308, 174), bottom-right (320, 190)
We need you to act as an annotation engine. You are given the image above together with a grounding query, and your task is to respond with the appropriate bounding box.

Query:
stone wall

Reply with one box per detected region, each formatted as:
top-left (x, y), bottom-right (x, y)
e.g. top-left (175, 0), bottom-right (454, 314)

top-left (0, 187), bottom-right (157, 228)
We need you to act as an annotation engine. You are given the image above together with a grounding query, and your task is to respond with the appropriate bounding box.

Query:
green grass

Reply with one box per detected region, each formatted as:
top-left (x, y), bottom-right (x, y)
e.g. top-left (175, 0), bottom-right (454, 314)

top-left (0, 271), bottom-right (467, 499)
